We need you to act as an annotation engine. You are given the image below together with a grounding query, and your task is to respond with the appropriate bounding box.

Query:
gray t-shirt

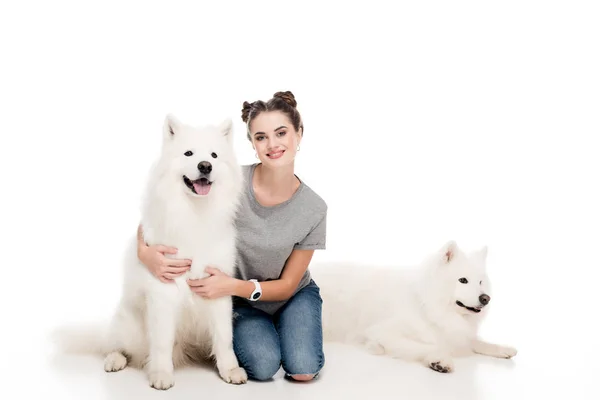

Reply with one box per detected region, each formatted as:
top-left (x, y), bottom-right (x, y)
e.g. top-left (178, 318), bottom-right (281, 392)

top-left (233, 163), bottom-right (327, 315)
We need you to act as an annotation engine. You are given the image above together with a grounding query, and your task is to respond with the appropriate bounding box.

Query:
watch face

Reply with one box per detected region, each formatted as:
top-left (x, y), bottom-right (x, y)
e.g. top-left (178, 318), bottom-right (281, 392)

top-left (252, 292), bottom-right (261, 300)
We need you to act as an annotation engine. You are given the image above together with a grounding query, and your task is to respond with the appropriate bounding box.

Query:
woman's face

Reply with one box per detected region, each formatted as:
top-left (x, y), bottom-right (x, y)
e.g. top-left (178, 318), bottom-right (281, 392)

top-left (249, 111), bottom-right (302, 167)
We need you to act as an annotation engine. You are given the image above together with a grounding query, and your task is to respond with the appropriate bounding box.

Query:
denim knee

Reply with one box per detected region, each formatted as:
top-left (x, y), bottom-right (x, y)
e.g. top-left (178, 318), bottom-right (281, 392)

top-left (232, 303), bottom-right (282, 381)
top-left (282, 349), bottom-right (324, 376)
top-left (243, 350), bottom-right (281, 381)
top-left (277, 280), bottom-right (325, 376)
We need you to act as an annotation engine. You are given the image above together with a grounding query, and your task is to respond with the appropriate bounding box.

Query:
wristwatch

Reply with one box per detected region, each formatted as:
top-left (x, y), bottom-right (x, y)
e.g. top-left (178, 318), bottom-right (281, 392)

top-left (248, 279), bottom-right (262, 301)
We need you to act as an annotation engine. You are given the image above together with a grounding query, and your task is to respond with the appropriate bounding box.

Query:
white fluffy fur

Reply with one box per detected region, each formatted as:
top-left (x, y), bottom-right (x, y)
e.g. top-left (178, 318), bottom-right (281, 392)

top-left (311, 240), bottom-right (517, 373)
top-left (53, 114), bottom-right (247, 388)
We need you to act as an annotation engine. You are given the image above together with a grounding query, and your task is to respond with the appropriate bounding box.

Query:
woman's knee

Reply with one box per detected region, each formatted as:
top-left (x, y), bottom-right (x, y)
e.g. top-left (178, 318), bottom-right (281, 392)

top-left (242, 351), bottom-right (281, 381)
top-left (232, 305), bottom-right (281, 381)
top-left (281, 348), bottom-right (324, 379)
top-left (288, 373), bottom-right (317, 381)
top-left (277, 281), bottom-right (325, 380)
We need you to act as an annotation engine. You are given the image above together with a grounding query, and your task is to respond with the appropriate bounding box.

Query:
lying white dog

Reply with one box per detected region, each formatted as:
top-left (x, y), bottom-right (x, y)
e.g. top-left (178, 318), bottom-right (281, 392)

top-left (53, 115), bottom-right (247, 388)
top-left (312, 240), bottom-right (517, 373)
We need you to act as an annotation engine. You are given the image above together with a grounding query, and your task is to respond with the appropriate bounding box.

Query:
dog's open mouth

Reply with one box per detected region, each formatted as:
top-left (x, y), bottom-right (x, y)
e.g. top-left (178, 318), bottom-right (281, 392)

top-left (456, 301), bottom-right (482, 313)
top-left (183, 176), bottom-right (212, 195)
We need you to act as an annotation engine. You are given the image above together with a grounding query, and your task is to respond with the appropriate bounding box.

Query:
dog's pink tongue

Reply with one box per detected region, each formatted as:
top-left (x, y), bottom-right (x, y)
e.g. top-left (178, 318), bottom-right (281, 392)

top-left (193, 181), bottom-right (211, 195)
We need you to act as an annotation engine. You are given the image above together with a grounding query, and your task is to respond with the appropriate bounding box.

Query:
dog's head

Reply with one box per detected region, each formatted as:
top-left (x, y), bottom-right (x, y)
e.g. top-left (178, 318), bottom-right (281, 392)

top-left (159, 114), bottom-right (241, 199)
top-left (428, 241), bottom-right (492, 316)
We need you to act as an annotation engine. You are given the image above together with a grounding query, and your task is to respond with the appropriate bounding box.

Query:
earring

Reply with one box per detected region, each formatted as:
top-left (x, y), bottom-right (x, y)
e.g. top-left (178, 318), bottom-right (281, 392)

top-left (255, 152), bottom-right (259, 159)
top-left (296, 145), bottom-right (300, 151)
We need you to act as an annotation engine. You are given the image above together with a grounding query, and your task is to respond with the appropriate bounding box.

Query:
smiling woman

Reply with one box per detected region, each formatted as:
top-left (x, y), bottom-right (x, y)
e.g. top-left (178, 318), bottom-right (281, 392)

top-left (137, 91), bottom-right (329, 382)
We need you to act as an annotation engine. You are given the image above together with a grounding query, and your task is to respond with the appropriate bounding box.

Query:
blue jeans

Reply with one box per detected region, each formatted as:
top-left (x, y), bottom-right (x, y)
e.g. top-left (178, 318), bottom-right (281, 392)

top-left (232, 280), bottom-right (325, 381)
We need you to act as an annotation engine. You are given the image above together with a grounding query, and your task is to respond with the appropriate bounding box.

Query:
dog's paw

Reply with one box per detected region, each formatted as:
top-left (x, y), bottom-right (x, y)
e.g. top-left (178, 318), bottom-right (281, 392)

top-left (104, 352), bottom-right (127, 372)
top-left (429, 360), bottom-right (454, 373)
top-left (425, 355), bottom-right (454, 373)
top-left (494, 345), bottom-right (517, 359)
top-left (474, 341), bottom-right (518, 359)
top-left (148, 371), bottom-right (175, 390)
top-left (220, 367), bottom-right (248, 384)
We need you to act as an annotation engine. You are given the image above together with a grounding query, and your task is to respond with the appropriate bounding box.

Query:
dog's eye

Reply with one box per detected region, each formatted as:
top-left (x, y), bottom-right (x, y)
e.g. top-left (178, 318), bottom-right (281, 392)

top-left (184, 151), bottom-right (193, 157)
top-left (480, 280), bottom-right (482, 285)
top-left (459, 278), bottom-right (468, 284)
top-left (211, 152), bottom-right (218, 158)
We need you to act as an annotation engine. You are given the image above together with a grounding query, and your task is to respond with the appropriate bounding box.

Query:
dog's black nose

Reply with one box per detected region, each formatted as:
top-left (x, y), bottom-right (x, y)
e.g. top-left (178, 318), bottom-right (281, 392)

top-left (479, 294), bottom-right (490, 306)
top-left (198, 161), bottom-right (212, 174)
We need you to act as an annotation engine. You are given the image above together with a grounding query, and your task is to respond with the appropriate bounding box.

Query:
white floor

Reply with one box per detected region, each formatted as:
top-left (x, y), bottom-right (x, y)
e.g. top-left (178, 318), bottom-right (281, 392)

top-left (5, 257), bottom-right (599, 400)
top-left (31, 343), bottom-right (526, 400)
top-left (7, 334), bottom-right (599, 400)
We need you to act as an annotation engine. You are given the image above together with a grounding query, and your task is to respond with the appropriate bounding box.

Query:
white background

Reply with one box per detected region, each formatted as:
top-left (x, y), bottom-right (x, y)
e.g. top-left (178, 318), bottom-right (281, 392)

top-left (1, 1), bottom-right (599, 399)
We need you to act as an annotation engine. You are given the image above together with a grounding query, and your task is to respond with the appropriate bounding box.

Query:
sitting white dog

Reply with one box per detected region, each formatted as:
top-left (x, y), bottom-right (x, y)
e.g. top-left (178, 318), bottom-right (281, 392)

top-left (53, 115), bottom-right (247, 388)
top-left (312, 240), bottom-right (517, 373)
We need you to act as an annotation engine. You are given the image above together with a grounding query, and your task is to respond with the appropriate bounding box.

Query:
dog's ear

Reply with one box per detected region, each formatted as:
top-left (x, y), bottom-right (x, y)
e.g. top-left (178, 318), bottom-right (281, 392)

top-left (478, 245), bottom-right (488, 259)
top-left (218, 118), bottom-right (233, 140)
top-left (163, 114), bottom-right (182, 139)
top-left (471, 246), bottom-right (488, 263)
top-left (440, 240), bottom-right (458, 264)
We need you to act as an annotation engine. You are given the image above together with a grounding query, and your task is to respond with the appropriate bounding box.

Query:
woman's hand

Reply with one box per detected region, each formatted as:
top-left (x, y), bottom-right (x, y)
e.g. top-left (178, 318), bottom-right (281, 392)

top-left (187, 267), bottom-right (237, 299)
top-left (138, 243), bottom-right (192, 283)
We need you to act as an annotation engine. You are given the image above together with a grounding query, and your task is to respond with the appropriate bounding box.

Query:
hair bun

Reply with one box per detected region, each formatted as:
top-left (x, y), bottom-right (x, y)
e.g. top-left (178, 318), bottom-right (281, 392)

top-left (241, 101), bottom-right (253, 123)
top-left (273, 91), bottom-right (297, 108)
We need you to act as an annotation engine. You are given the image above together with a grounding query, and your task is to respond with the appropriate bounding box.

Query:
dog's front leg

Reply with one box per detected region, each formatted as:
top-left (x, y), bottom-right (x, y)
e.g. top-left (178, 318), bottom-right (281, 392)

top-left (145, 287), bottom-right (179, 390)
top-left (207, 296), bottom-right (248, 384)
top-left (471, 339), bottom-right (517, 359)
top-left (364, 321), bottom-right (455, 373)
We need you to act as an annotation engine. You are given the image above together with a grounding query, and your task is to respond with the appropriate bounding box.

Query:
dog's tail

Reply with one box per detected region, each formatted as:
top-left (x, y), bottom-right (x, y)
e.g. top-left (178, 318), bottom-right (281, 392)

top-left (50, 322), bottom-right (107, 355)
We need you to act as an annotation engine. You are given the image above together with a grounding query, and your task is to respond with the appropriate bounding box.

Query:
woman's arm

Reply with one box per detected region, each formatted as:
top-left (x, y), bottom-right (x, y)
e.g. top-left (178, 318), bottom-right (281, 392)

top-left (235, 249), bottom-right (315, 301)
top-left (137, 223), bottom-right (146, 248)
top-left (189, 249), bottom-right (315, 301)
top-left (190, 204), bottom-right (327, 300)
top-left (137, 223), bottom-right (192, 283)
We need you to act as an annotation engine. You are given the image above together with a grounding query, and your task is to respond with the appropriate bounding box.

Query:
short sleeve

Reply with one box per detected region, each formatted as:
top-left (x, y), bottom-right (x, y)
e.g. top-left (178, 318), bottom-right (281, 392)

top-left (294, 211), bottom-right (327, 250)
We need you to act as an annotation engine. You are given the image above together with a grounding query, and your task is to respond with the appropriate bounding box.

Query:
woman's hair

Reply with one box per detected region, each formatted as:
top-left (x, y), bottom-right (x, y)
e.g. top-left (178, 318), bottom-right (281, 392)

top-left (241, 91), bottom-right (304, 140)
